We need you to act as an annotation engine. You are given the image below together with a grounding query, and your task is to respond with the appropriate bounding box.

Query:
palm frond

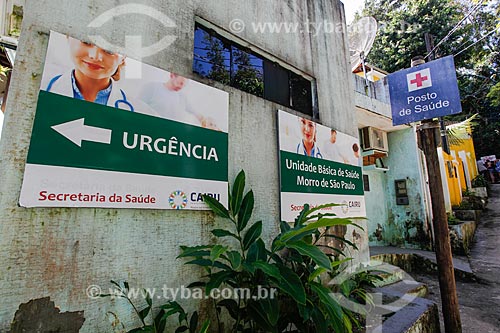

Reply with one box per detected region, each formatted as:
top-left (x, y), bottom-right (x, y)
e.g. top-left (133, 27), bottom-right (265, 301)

top-left (446, 114), bottom-right (479, 146)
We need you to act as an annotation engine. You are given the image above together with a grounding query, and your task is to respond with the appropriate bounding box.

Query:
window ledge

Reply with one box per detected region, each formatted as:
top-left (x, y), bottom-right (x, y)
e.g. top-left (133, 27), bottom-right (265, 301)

top-left (363, 164), bottom-right (390, 172)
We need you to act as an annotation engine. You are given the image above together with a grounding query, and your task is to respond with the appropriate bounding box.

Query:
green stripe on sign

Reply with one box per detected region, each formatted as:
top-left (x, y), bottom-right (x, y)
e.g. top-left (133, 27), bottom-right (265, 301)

top-left (26, 91), bottom-right (228, 182)
top-left (280, 151), bottom-right (364, 195)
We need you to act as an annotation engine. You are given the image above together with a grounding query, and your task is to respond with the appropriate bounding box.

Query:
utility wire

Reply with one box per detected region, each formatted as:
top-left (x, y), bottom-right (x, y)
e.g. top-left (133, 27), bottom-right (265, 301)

top-left (425, 0), bottom-right (485, 59)
top-left (454, 26), bottom-right (500, 57)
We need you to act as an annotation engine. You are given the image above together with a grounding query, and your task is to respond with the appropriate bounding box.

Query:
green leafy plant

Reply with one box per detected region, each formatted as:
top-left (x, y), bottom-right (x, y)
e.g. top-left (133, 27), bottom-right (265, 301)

top-left (462, 189), bottom-right (475, 197)
top-left (339, 271), bottom-right (383, 304)
top-left (178, 170), bottom-right (364, 332)
top-left (447, 212), bottom-right (460, 225)
top-left (0, 64), bottom-right (10, 81)
top-left (100, 280), bottom-right (209, 333)
top-left (472, 174), bottom-right (489, 189)
top-left (453, 196), bottom-right (484, 211)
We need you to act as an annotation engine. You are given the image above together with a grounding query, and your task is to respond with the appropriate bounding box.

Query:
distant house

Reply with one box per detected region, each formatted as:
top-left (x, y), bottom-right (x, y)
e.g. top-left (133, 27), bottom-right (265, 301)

top-left (438, 119), bottom-right (480, 211)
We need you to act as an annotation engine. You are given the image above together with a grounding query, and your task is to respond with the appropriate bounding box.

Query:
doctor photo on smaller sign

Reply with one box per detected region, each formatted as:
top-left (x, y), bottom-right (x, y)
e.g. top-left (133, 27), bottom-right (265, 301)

top-left (297, 117), bottom-right (323, 158)
top-left (41, 31), bottom-right (155, 116)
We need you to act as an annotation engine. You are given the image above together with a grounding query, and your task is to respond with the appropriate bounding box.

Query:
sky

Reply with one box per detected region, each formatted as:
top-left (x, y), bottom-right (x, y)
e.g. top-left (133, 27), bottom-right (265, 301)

top-left (341, 0), bottom-right (365, 24)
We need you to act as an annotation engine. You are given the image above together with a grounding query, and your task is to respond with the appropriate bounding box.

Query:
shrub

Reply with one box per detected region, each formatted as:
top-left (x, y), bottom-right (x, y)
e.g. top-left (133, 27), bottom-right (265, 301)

top-left (472, 175), bottom-right (489, 189)
top-left (101, 170), bottom-right (366, 333)
top-left (447, 212), bottom-right (460, 225)
top-left (179, 170), bottom-right (363, 332)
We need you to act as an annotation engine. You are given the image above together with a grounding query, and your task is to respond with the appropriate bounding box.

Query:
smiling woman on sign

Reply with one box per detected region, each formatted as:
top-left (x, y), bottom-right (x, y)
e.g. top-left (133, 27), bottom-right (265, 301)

top-left (297, 117), bottom-right (322, 158)
top-left (45, 36), bottom-right (155, 116)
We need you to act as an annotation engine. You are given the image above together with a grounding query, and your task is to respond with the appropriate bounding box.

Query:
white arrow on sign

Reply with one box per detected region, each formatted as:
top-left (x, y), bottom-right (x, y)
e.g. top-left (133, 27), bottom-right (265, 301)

top-left (51, 118), bottom-right (112, 147)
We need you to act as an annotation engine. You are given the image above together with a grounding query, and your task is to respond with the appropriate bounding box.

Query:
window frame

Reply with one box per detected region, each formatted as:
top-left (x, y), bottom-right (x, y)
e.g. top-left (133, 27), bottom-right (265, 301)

top-left (193, 17), bottom-right (318, 118)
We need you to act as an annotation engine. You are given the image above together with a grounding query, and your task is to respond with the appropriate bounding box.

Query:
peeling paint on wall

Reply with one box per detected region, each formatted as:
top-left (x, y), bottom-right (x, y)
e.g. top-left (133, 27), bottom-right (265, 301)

top-left (10, 297), bottom-right (85, 332)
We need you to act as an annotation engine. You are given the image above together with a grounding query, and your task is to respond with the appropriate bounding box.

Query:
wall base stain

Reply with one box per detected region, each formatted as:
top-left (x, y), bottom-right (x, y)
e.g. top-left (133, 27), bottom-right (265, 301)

top-left (10, 297), bottom-right (85, 333)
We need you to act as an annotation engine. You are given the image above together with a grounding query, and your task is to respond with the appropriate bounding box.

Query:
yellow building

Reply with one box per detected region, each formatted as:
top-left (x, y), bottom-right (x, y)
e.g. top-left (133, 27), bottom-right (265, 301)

top-left (439, 118), bottom-right (479, 211)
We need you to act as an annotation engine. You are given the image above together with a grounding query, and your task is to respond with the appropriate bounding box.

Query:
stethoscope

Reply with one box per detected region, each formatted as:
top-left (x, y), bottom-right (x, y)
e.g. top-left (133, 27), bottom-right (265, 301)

top-left (46, 74), bottom-right (134, 112)
top-left (297, 141), bottom-right (323, 158)
top-left (115, 89), bottom-right (134, 112)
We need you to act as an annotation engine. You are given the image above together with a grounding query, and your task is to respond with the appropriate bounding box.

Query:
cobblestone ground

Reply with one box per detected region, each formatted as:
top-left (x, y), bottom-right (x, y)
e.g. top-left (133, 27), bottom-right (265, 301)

top-left (414, 184), bottom-right (500, 333)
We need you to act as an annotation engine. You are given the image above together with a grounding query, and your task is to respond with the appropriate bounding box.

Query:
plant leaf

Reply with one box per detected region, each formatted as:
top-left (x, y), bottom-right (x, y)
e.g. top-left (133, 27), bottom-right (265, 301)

top-left (243, 221), bottom-right (262, 250)
top-left (110, 280), bottom-right (122, 290)
top-left (203, 195), bottom-right (230, 218)
top-left (128, 327), bottom-right (155, 333)
top-left (280, 221), bottom-right (292, 232)
top-left (231, 170), bottom-right (246, 215)
top-left (199, 319), bottom-right (210, 333)
top-left (237, 190), bottom-right (254, 231)
top-left (246, 237), bottom-right (266, 262)
top-left (331, 258), bottom-right (353, 269)
top-left (252, 260), bottom-right (281, 280)
top-left (316, 244), bottom-right (346, 257)
top-left (187, 281), bottom-right (206, 288)
top-left (185, 258), bottom-right (231, 271)
top-left (280, 218), bottom-right (357, 243)
top-left (189, 311), bottom-right (198, 333)
top-left (225, 251), bottom-right (242, 269)
top-left (310, 282), bottom-right (344, 329)
top-left (145, 291), bottom-right (152, 307)
top-left (311, 307), bottom-right (329, 333)
top-left (275, 264), bottom-right (306, 305)
top-left (206, 271), bottom-right (233, 293)
top-left (287, 241), bottom-right (331, 270)
top-left (154, 309), bottom-right (167, 333)
top-left (138, 305), bottom-right (151, 321)
top-left (321, 234), bottom-right (358, 250)
top-left (308, 267), bottom-right (327, 282)
top-left (303, 212), bottom-right (339, 222)
top-left (293, 204), bottom-right (310, 227)
top-left (218, 299), bottom-right (239, 319)
top-left (247, 301), bottom-right (278, 332)
top-left (178, 245), bottom-right (212, 259)
top-left (304, 203), bottom-right (342, 218)
top-left (210, 245), bottom-right (228, 262)
top-left (211, 229), bottom-right (239, 239)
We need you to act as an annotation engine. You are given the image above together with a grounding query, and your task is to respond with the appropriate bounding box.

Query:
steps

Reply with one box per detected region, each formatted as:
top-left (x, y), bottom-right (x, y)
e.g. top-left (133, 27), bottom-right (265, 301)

top-left (370, 246), bottom-right (476, 281)
top-left (362, 260), bottom-right (440, 333)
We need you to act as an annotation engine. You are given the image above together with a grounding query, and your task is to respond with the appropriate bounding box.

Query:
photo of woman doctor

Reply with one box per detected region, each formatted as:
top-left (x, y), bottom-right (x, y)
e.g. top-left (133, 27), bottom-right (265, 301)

top-left (44, 36), bottom-right (154, 115)
top-left (297, 117), bottom-right (323, 158)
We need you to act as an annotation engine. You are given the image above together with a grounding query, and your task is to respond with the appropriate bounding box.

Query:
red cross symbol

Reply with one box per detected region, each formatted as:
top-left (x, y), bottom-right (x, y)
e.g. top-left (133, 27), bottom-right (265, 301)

top-left (410, 73), bottom-right (428, 87)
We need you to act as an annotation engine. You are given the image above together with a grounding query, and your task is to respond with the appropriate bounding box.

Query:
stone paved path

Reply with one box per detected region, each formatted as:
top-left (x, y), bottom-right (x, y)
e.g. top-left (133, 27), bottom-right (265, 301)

top-left (415, 183), bottom-right (500, 333)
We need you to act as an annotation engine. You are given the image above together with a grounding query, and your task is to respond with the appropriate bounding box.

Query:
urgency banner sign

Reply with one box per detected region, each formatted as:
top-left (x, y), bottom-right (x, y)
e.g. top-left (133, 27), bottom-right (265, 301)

top-left (278, 110), bottom-right (366, 221)
top-left (19, 31), bottom-right (229, 209)
top-left (388, 56), bottom-right (462, 126)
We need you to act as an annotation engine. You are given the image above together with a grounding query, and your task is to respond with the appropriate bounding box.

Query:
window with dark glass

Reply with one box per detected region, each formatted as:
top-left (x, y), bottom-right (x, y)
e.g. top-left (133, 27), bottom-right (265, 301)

top-left (363, 174), bottom-right (370, 192)
top-left (193, 23), bottom-right (313, 116)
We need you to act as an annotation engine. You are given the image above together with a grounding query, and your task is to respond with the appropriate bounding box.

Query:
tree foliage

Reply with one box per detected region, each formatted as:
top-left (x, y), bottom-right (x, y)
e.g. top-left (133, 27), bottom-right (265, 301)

top-left (361, 0), bottom-right (500, 157)
top-left (232, 49), bottom-right (264, 97)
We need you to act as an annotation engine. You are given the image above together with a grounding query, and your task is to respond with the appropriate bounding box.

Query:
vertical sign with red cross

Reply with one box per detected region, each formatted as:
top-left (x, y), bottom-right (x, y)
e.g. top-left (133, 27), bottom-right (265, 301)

top-left (387, 56), bottom-right (462, 126)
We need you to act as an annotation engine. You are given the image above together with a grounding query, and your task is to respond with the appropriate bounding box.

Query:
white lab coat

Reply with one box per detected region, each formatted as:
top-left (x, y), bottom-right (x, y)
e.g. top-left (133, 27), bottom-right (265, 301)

top-left (45, 72), bottom-right (158, 117)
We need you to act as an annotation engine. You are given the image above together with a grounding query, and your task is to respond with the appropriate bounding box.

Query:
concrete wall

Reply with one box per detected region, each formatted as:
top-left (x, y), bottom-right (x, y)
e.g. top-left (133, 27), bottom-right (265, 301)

top-left (384, 128), bottom-right (432, 249)
top-left (0, 0), bottom-right (366, 331)
top-left (353, 74), bottom-right (390, 105)
top-left (364, 170), bottom-right (389, 246)
top-left (366, 128), bottom-right (433, 249)
top-left (353, 75), bottom-right (391, 119)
